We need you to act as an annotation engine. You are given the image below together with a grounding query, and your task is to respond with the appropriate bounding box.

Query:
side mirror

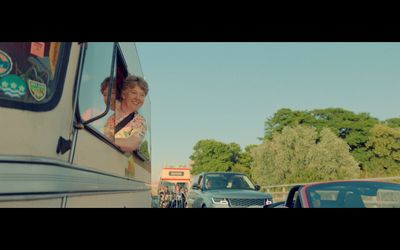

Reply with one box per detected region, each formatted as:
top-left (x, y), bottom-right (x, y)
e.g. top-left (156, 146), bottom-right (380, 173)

top-left (254, 185), bottom-right (261, 191)
top-left (192, 184), bottom-right (200, 190)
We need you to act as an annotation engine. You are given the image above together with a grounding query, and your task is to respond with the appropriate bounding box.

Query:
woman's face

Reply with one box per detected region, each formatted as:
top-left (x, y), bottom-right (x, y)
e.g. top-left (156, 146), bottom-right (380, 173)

top-left (122, 85), bottom-right (145, 112)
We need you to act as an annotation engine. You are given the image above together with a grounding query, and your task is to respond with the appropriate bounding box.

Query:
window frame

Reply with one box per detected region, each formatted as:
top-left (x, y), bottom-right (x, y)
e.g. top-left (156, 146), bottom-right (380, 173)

top-left (0, 42), bottom-right (72, 112)
top-left (75, 42), bottom-right (149, 162)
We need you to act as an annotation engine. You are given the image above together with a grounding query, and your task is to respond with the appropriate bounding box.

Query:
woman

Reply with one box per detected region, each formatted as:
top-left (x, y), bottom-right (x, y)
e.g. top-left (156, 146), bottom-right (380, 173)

top-left (82, 76), bottom-right (119, 135)
top-left (104, 75), bottom-right (148, 153)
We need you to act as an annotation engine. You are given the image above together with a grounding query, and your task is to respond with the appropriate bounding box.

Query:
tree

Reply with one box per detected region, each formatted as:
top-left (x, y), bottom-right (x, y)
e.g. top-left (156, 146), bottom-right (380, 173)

top-left (265, 108), bottom-right (379, 144)
top-left (384, 118), bottom-right (400, 128)
top-left (252, 125), bottom-right (360, 186)
top-left (189, 140), bottom-right (253, 176)
top-left (264, 108), bottom-right (314, 140)
top-left (365, 124), bottom-right (400, 176)
top-left (240, 145), bottom-right (257, 167)
top-left (263, 107), bottom-right (379, 173)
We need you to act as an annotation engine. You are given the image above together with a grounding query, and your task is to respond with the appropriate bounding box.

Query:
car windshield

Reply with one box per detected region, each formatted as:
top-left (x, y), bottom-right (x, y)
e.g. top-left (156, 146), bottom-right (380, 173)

top-left (305, 181), bottom-right (400, 208)
top-left (204, 173), bottom-right (255, 190)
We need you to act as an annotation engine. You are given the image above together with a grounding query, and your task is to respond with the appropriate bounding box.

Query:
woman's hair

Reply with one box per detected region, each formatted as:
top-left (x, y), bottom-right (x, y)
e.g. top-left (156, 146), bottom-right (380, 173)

top-left (101, 76), bottom-right (121, 99)
top-left (122, 75), bottom-right (149, 96)
top-left (100, 77), bottom-right (111, 94)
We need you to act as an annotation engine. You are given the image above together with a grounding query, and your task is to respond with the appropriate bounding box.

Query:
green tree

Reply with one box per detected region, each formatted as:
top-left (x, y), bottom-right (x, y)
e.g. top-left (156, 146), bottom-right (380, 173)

top-left (384, 118), bottom-right (400, 128)
top-left (264, 108), bottom-right (314, 140)
top-left (239, 145), bottom-right (257, 167)
top-left (365, 124), bottom-right (400, 176)
top-left (252, 125), bottom-right (360, 186)
top-left (189, 140), bottom-right (253, 176)
top-left (265, 108), bottom-right (379, 145)
top-left (264, 108), bottom-right (379, 172)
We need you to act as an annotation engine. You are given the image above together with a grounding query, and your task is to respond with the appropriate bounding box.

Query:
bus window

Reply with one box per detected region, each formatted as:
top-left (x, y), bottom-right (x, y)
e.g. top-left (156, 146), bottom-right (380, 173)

top-left (139, 97), bottom-right (151, 160)
top-left (78, 42), bottom-right (115, 137)
top-left (0, 42), bottom-right (69, 111)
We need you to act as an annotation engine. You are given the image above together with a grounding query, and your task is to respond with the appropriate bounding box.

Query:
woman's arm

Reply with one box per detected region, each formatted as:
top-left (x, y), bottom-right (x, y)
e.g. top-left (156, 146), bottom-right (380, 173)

top-left (114, 114), bottom-right (147, 153)
top-left (114, 135), bottom-right (142, 153)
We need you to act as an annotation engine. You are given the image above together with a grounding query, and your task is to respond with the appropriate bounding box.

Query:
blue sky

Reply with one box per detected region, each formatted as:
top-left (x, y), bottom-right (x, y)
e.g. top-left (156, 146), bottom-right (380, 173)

top-left (135, 42), bottom-right (400, 181)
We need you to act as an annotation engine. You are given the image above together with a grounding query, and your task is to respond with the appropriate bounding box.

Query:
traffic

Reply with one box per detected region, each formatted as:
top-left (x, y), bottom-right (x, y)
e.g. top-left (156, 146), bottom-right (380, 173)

top-left (154, 168), bottom-right (400, 208)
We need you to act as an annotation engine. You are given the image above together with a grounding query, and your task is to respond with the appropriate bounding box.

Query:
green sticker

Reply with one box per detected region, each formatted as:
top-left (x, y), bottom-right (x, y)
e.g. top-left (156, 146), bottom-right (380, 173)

top-left (28, 79), bottom-right (47, 101)
top-left (0, 74), bottom-right (27, 98)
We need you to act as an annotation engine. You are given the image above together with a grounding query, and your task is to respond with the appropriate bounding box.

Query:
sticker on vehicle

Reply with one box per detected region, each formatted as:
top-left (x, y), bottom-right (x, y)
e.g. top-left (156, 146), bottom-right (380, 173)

top-left (30, 42), bottom-right (45, 58)
top-left (0, 74), bottom-right (27, 98)
top-left (0, 50), bottom-right (13, 77)
top-left (28, 79), bottom-right (46, 101)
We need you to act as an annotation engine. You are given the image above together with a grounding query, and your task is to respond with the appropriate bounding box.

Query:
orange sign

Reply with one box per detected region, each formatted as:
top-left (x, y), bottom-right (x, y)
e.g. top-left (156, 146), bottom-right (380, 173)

top-left (30, 42), bottom-right (45, 58)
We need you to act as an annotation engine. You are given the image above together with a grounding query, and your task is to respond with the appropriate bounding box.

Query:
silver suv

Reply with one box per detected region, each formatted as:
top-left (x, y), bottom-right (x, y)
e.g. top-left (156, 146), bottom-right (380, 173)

top-left (186, 172), bottom-right (272, 208)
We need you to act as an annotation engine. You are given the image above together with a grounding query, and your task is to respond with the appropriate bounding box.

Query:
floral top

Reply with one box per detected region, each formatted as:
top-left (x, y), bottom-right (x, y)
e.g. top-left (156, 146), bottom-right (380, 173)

top-left (103, 112), bottom-right (147, 141)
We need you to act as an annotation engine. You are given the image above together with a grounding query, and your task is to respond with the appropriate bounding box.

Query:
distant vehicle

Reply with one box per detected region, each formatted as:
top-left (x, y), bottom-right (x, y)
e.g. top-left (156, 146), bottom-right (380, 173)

top-left (268, 181), bottom-right (400, 208)
top-left (186, 172), bottom-right (273, 208)
top-left (158, 167), bottom-right (191, 208)
top-left (159, 167), bottom-right (191, 191)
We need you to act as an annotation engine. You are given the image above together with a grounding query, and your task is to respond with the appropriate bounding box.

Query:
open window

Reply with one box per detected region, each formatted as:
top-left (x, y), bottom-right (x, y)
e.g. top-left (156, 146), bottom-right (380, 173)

top-left (116, 43), bottom-right (151, 161)
top-left (77, 42), bottom-right (151, 161)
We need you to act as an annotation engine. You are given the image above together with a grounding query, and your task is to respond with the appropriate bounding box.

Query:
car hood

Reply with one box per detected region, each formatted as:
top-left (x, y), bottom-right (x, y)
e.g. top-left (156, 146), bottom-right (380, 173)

top-left (204, 189), bottom-right (271, 199)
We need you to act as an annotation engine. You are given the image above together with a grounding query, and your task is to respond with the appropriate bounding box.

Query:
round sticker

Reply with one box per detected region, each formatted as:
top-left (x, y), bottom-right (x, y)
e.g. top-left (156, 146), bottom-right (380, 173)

top-left (0, 74), bottom-right (27, 98)
top-left (0, 50), bottom-right (13, 77)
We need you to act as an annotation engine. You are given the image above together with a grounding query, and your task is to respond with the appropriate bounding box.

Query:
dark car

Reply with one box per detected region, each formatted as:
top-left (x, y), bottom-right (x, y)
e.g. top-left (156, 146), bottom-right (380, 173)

top-left (268, 181), bottom-right (400, 208)
top-left (186, 172), bottom-right (273, 208)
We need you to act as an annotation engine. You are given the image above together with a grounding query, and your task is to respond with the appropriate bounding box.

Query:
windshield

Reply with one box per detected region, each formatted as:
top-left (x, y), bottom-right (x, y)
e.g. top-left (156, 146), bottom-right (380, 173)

top-left (306, 181), bottom-right (400, 208)
top-left (204, 173), bottom-right (255, 190)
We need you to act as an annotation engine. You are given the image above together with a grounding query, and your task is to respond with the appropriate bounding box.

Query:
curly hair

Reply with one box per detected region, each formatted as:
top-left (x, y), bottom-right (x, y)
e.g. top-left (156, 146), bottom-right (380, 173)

top-left (122, 75), bottom-right (149, 96)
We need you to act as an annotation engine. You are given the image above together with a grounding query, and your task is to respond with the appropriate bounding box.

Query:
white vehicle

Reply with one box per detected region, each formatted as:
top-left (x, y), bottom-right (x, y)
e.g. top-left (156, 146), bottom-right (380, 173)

top-left (158, 167), bottom-right (191, 208)
top-left (0, 42), bottom-right (151, 207)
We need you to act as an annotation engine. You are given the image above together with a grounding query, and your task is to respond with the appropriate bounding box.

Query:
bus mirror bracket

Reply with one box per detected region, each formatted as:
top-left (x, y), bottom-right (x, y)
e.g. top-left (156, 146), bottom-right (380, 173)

top-left (56, 136), bottom-right (72, 155)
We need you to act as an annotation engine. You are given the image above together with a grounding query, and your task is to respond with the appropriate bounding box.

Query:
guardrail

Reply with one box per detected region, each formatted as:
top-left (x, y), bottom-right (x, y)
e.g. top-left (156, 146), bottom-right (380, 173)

top-left (261, 176), bottom-right (400, 202)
